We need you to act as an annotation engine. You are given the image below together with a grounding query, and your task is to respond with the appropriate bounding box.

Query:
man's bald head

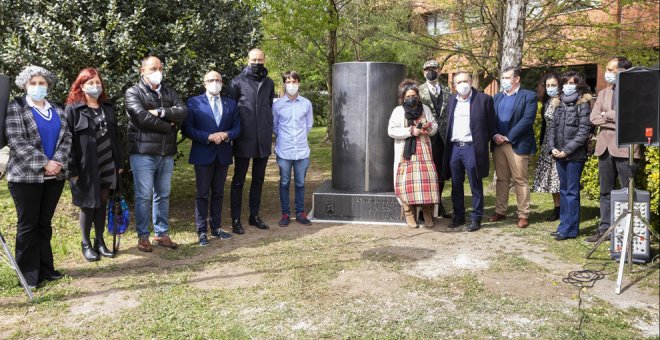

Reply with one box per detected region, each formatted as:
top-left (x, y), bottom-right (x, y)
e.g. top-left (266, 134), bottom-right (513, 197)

top-left (248, 49), bottom-right (265, 64)
top-left (204, 70), bottom-right (222, 82)
top-left (141, 56), bottom-right (162, 69)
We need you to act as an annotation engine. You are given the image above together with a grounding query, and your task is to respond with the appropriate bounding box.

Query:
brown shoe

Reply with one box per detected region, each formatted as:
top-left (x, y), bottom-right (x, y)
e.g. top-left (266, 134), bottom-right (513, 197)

top-left (153, 235), bottom-right (178, 249)
top-left (517, 218), bottom-right (529, 229)
top-left (489, 213), bottom-right (506, 222)
top-left (137, 236), bottom-right (152, 252)
top-left (422, 205), bottom-right (435, 228)
top-left (402, 204), bottom-right (417, 228)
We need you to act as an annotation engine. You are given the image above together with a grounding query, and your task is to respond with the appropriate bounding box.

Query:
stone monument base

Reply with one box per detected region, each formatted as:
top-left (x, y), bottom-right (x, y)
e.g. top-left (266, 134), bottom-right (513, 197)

top-left (310, 180), bottom-right (405, 225)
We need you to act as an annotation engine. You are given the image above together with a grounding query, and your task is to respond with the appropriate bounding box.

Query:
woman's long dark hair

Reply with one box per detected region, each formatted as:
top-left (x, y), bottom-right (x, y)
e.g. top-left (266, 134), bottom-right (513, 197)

top-left (560, 70), bottom-right (590, 96)
top-left (536, 72), bottom-right (561, 102)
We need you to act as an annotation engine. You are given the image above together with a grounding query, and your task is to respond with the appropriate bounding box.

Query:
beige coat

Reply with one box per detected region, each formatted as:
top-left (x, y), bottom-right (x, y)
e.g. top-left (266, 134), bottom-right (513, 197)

top-left (590, 86), bottom-right (641, 158)
top-left (387, 104), bottom-right (437, 187)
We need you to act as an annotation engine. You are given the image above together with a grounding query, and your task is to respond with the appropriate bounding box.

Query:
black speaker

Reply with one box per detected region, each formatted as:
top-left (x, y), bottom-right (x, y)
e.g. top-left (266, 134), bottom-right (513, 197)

top-left (0, 75), bottom-right (12, 149)
top-left (616, 67), bottom-right (660, 147)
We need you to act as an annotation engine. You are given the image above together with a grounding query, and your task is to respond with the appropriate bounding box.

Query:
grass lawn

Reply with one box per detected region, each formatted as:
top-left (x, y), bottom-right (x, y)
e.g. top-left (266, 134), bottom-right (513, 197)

top-left (0, 126), bottom-right (658, 339)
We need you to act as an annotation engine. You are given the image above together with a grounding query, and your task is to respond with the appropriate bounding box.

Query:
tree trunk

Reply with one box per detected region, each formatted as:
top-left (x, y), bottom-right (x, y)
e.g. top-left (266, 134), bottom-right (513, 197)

top-left (500, 0), bottom-right (528, 70)
top-left (323, 2), bottom-right (339, 144)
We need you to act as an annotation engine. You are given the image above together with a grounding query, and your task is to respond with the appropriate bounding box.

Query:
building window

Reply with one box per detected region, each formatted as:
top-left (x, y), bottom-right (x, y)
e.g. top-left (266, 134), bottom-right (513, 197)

top-left (426, 13), bottom-right (451, 36)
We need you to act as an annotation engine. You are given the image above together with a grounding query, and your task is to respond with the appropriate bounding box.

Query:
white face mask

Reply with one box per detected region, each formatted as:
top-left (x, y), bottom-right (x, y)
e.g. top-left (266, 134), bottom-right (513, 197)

top-left (27, 85), bottom-right (48, 101)
top-left (285, 83), bottom-right (299, 96)
top-left (206, 82), bottom-right (222, 95)
top-left (501, 78), bottom-right (512, 91)
top-left (456, 82), bottom-right (471, 96)
top-left (146, 71), bottom-right (163, 86)
top-left (604, 71), bottom-right (617, 84)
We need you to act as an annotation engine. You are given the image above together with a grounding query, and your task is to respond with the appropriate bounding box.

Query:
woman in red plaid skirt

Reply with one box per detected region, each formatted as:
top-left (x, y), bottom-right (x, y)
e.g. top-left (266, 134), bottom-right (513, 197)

top-left (388, 79), bottom-right (439, 228)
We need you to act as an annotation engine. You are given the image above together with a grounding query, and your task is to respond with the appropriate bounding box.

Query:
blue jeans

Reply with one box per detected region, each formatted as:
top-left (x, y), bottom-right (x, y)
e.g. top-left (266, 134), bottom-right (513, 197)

top-left (555, 160), bottom-right (585, 238)
top-left (130, 154), bottom-right (174, 237)
top-left (276, 156), bottom-right (310, 215)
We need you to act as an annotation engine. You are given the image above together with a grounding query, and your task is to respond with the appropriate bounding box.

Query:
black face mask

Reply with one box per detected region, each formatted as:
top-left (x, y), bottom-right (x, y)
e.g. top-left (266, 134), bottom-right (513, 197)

top-left (250, 63), bottom-right (265, 73)
top-left (404, 97), bottom-right (419, 107)
top-left (425, 70), bottom-right (438, 81)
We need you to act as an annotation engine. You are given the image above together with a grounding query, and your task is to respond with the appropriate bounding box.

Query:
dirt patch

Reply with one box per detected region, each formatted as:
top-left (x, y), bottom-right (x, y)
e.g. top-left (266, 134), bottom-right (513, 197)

top-left (361, 246), bottom-right (436, 263)
top-left (481, 271), bottom-right (573, 301)
top-left (189, 264), bottom-right (264, 290)
top-left (406, 252), bottom-right (491, 279)
top-left (329, 268), bottom-right (403, 297)
top-left (68, 289), bottom-right (140, 318)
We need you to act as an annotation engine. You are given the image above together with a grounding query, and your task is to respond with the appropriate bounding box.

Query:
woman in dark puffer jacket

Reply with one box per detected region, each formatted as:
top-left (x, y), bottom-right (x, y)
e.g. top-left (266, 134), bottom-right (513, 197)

top-left (546, 71), bottom-right (593, 241)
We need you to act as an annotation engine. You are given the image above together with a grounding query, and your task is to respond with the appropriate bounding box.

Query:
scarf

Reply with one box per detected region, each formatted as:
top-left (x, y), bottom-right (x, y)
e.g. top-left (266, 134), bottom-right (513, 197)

top-left (245, 64), bottom-right (268, 81)
top-left (403, 103), bottom-right (423, 160)
top-left (560, 91), bottom-right (579, 104)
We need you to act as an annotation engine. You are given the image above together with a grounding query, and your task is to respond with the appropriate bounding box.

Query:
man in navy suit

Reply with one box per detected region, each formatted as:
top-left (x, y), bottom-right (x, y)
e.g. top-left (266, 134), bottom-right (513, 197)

top-left (182, 71), bottom-right (241, 246)
top-left (489, 66), bottom-right (537, 229)
top-left (442, 71), bottom-right (496, 232)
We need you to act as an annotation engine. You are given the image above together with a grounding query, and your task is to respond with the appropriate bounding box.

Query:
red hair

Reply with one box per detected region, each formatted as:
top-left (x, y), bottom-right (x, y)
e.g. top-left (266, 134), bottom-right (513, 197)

top-left (65, 68), bottom-right (109, 105)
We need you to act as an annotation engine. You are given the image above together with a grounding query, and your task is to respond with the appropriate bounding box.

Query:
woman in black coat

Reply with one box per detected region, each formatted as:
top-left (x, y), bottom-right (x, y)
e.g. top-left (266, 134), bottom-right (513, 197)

top-left (546, 71), bottom-right (592, 241)
top-left (66, 68), bottom-right (124, 261)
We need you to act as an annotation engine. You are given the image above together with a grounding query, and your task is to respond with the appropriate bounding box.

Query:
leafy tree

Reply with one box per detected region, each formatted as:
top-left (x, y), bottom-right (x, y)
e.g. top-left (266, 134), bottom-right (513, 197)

top-left (0, 0), bottom-right (261, 103)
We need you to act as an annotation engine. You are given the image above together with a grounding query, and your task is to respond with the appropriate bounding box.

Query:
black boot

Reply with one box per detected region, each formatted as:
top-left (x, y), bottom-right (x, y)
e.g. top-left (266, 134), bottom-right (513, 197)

top-left (438, 202), bottom-right (452, 218)
top-left (545, 206), bottom-right (560, 222)
top-left (94, 238), bottom-right (115, 258)
top-left (82, 242), bottom-right (100, 262)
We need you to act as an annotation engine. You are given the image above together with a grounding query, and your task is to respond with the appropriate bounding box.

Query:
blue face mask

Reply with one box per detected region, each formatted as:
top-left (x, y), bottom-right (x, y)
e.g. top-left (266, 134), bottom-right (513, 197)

top-left (562, 84), bottom-right (577, 96)
top-left (546, 86), bottom-right (559, 97)
top-left (27, 85), bottom-right (48, 101)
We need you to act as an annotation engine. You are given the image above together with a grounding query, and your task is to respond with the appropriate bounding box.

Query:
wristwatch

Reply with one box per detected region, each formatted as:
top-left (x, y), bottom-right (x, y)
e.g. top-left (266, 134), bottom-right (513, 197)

top-left (157, 107), bottom-right (164, 117)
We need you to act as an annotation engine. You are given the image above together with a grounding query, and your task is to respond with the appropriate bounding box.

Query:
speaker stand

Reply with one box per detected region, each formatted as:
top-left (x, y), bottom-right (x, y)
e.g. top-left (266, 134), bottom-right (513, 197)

top-left (0, 228), bottom-right (34, 301)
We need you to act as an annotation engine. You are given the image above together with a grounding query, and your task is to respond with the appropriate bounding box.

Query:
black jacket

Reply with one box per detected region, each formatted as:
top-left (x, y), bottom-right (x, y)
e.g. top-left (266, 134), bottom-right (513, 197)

top-left (229, 67), bottom-right (275, 158)
top-left (547, 93), bottom-right (593, 162)
top-left (124, 79), bottom-right (187, 156)
top-left (442, 89), bottom-right (496, 180)
top-left (66, 102), bottom-right (124, 208)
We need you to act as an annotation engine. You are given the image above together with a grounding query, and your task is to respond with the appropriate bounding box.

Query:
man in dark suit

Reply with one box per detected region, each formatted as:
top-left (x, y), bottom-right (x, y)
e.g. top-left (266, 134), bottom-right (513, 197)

top-left (442, 71), bottom-right (496, 231)
top-left (183, 70), bottom-right (241, 246)
top-left (229, 48), bottom-right (275, 232)
top-left (490, 66), bottom-right (538, 229)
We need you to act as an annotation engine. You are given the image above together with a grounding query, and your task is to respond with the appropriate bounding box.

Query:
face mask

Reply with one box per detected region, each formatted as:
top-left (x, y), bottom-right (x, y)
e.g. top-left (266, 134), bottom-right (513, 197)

top-left (425, 70), bottom-right (438, 81)
top-left (456, 82), bottom-right (471, 96)
top-left (250, 63), bottom-right (265, 74)
top-left (83, 85), bottom-right (102, 99)
top-left (546, 86), bottom-right (559, 98)
top-left (501, 78), bottom-right (512, 91)
top-left (285, 83), bottom-right (299, 96)
top-left (27, 85), bottom-right (48, 101)
top-left (604, 71), bottom-right (617, 84)
top-left (562, 84), bottom-right (577, 96)
top-left (404, 97), bottom-right (418, 107)
top-left (207, 82), bottom-right (222, 95)
top-left (147, 71), bottom-right (162, 86)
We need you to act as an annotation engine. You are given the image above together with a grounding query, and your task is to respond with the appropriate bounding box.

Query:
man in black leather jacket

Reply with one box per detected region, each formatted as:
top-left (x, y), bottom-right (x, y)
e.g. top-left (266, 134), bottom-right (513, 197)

top-left (124, 56), bottom-right (187, 252)
top-left (228, 48), bottom-right (275, 234)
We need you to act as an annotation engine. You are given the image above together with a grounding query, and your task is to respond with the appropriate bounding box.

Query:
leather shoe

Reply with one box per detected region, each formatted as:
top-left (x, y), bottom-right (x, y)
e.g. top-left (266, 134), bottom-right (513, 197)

top-left (94, 238), bottom-right (115, 258)
top-left (449, 215), bottom-right (465, 228)
top-left (137, 236), bottom-right (153, 252)
top-left (468, 220), bottom-right (481, 232)
top-left (82, 242), bottom-right (100, 262)
top-left (554, 234), bottom-right (573, 241)
top-left (153, 234), bottom-right (178, 249)
top-left (232, 219), bottom-right (245, 234)
top-left (489, 213), bottom-right (506, 222)
top-left (438, 203), bottom-right (452, 219)
top-left (249, 215), bottom-right (270, 230)
top-left (517, 218), bottom-right (529, 229)
top-left (549, 231), bottom-right (559, 237)
top-left (42, 270), bottom-right (64, 282)
top-left (585, 230), bottom-right (610, 243)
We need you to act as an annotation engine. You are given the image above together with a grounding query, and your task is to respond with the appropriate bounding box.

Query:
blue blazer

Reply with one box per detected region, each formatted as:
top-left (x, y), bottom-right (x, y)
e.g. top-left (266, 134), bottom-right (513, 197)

top-left (493, 88), bottom-right (537, 154)
top-left (442, 88), bottom-right (496, 180)
top-left (182, 94), bottom-right (241, 165)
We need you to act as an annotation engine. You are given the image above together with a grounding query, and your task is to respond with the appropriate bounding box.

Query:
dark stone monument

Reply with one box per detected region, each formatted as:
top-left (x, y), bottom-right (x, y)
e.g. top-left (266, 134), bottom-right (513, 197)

top-left (312, 62), bottom-right (406, 224)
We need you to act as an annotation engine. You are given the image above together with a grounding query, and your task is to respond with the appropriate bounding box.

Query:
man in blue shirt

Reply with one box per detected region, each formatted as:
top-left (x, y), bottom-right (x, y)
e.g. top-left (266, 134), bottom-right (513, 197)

top-left (273, 71), bottom-right (314, 226)
top-left (490, 66), bottom-right (538, 229)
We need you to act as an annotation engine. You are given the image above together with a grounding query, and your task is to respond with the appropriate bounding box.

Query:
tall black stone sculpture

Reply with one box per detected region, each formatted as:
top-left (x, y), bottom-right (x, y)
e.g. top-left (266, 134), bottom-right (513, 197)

top-left (312, 62), bottom-right (406, 223)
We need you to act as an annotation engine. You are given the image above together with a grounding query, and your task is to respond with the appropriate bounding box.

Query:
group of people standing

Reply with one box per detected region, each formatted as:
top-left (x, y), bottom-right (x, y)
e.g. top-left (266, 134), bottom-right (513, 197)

top-left (4, 48), bottom-right (314, 289)
top-left (389, 57), bottom-right (640, 243)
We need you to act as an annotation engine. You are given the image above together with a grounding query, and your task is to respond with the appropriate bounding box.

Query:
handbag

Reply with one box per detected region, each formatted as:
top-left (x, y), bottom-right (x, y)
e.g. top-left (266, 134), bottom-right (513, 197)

top-left (107, 174), bottom-right (129, 254)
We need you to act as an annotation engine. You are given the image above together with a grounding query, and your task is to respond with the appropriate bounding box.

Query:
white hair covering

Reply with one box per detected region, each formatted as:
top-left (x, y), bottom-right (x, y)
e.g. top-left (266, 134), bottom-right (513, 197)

top-left (14, 65), bottom-right (57, 91)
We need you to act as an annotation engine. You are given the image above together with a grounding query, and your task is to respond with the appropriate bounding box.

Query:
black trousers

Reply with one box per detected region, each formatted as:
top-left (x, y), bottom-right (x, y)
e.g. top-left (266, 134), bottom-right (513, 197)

top-left (231, 156), bottom-right (269, 220)
top-left (194, 160), bottom-right (229, 234)
top-left (8, 180), bottom-right (64, 286)
top-left (431, 135), bottom-right (447, 197)
top-left (597, 150), bottom-right (634, 233)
